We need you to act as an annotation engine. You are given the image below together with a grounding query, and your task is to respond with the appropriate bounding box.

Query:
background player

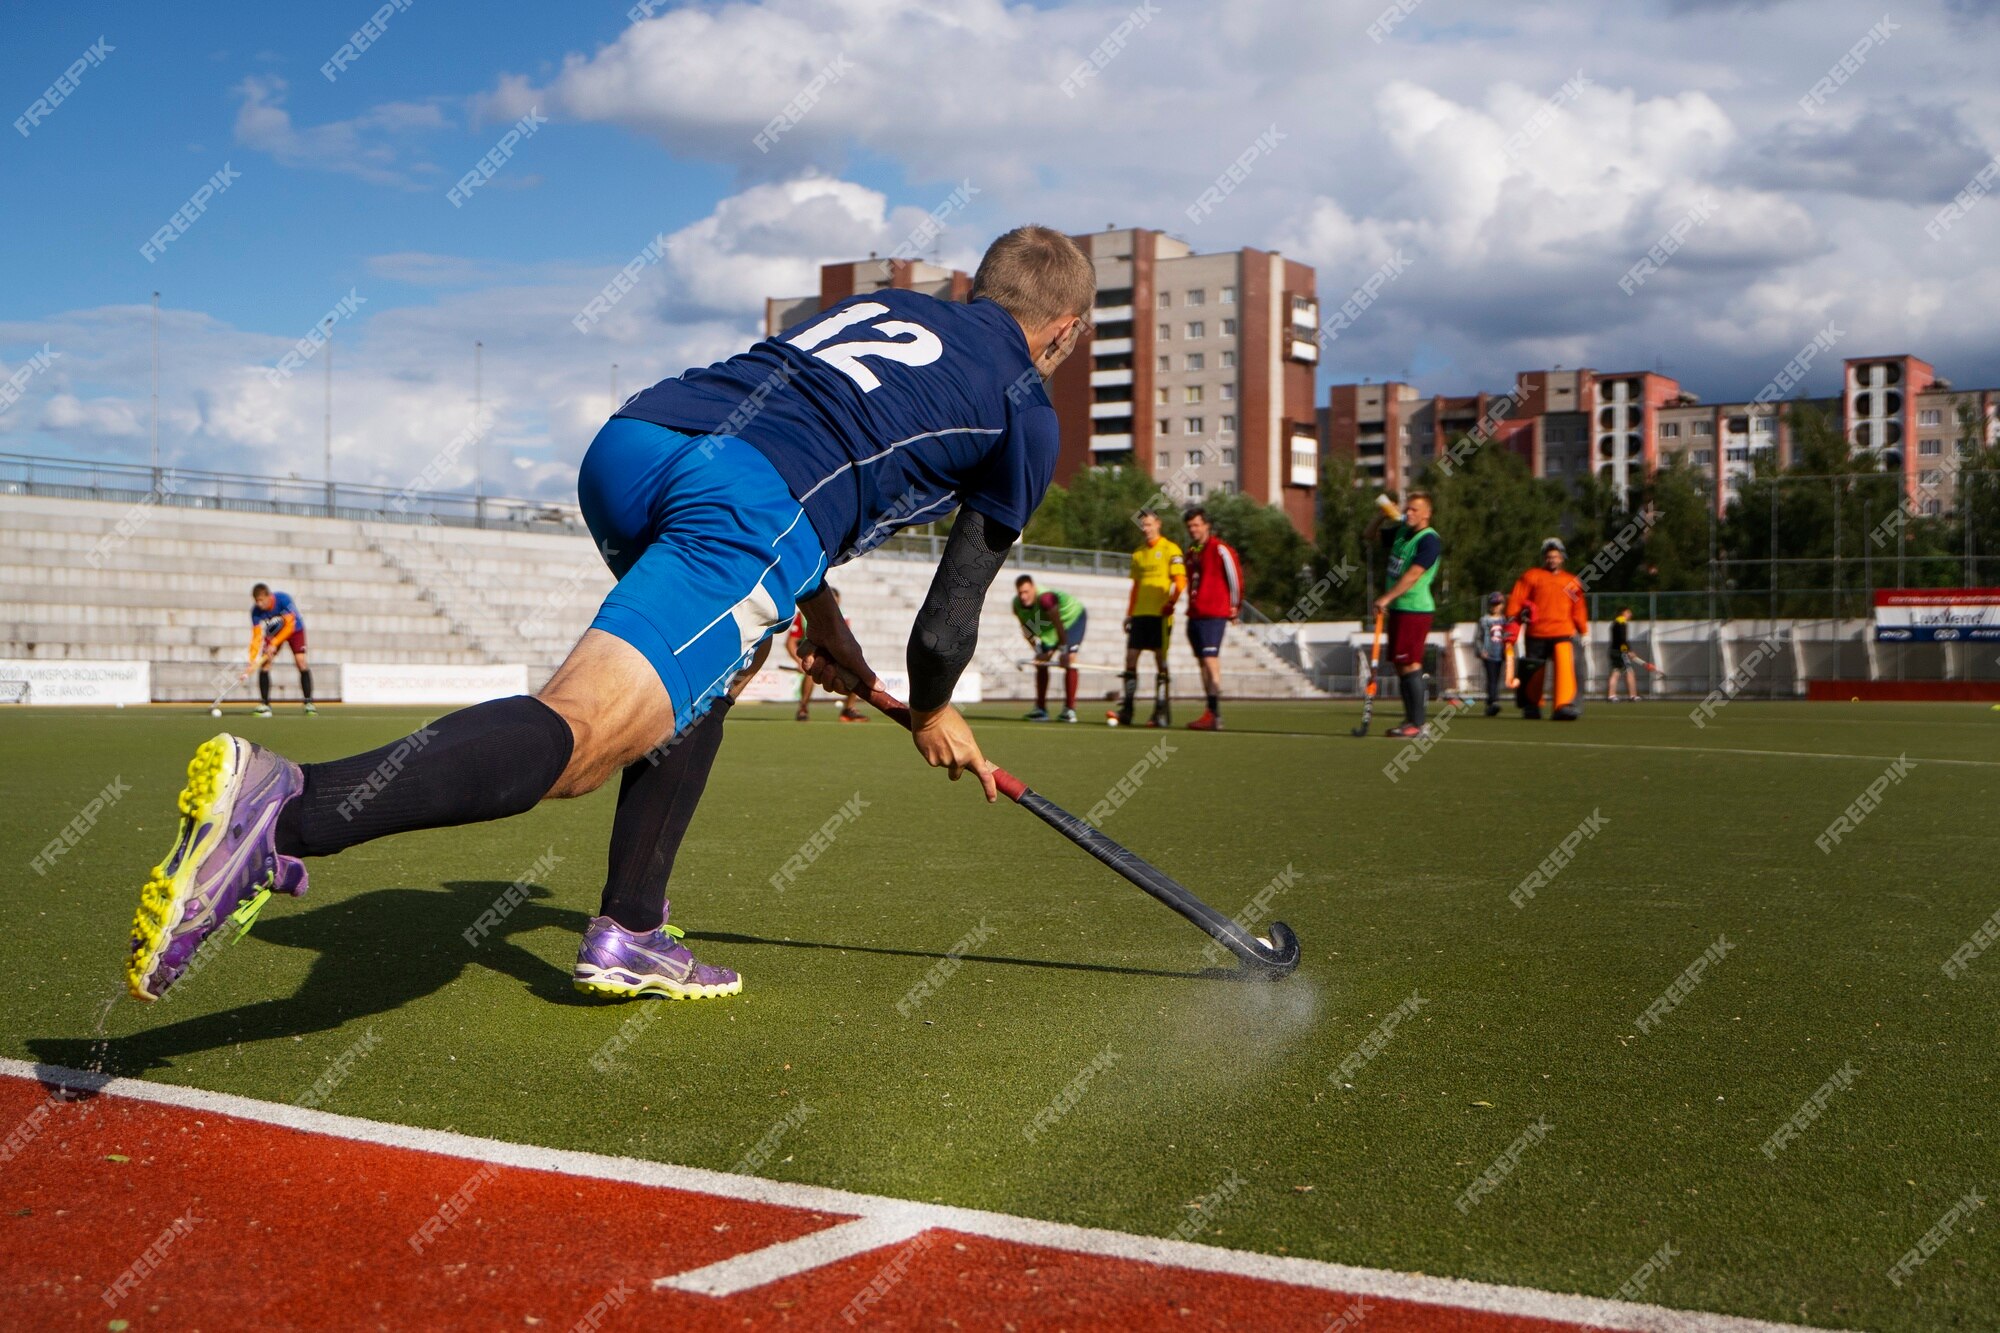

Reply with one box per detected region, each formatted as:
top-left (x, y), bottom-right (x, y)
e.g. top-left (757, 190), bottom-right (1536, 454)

top-left (1607, 606), bottom-right (1639, 702)
top-left (1115, 509), bottom-right (1184, 727)
top-left (125, 225), bottom-right (1094, 1006)
top-left (1506, 538), bottom-right (1588, 720)
top-left (1180, 506), bottom-right (1241, 732)
top-left (248, 583), bottom-right (314, 717)
top-left (1013, 574), bottom-right (1085, 722)
top-left (1365, 491), bottom-right (1441, 739)
top-left (1476, 591), bottom-right (1508, 716)
top-left (784, 586), bottom-right (866, 722)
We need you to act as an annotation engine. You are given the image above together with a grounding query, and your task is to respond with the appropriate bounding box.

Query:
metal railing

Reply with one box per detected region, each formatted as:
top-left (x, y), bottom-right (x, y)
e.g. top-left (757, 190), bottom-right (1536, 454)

top-left (0, 451), bottom-right (1133, 576)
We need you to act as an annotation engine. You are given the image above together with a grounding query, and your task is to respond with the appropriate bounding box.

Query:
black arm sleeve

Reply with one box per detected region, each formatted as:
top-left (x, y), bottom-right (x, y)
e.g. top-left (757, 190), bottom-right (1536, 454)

top-left (908, 507), bottom-right (1017, 712)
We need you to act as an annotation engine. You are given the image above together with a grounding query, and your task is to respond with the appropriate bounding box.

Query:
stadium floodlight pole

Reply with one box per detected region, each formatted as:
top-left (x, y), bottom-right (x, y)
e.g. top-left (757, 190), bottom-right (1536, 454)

top-left (840, 669), bottom-right (1300, 980)
top-left (323, 319), bottom-right (334, 517)
top-left (474, 340), bottom-right (485, 524)
top-left (610, 362), bottom-right (619, 413)
top-left (149, 292), bottom-right (160, 481)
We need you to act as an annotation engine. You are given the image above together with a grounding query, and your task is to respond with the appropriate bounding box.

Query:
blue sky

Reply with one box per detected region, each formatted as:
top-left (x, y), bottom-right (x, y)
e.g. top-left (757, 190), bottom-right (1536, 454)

top-left (5, 0), bottom-right (1998, 497)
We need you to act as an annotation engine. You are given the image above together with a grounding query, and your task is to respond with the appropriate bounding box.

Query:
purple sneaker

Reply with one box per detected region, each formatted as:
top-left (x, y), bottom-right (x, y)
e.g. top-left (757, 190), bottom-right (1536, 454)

top-left (574, 915), bottom-right (741, 1000)
top-left (126, 734), bottom-right (308, 1002)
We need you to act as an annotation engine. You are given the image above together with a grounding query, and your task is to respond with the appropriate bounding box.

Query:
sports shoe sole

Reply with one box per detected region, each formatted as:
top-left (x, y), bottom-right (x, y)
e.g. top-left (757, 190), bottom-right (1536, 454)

top-left (573, 964), bottom-right (742, 1001)
top-left (127, 736), bottom-right (265, 1001)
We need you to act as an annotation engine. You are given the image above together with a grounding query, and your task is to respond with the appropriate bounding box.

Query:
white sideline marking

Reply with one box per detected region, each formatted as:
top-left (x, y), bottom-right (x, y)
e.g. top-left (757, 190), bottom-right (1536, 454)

top-left (1245, 727), bottom-right (2000, 769)
top-left (2, 1059), bottom-right (1840, 1333)
top-left (657, 1210), bottom-right (928, 1296)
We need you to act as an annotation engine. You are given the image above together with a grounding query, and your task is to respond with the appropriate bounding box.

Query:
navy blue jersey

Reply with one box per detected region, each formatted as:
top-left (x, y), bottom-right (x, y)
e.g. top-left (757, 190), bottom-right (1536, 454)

top-left (617, 291), bottom-right (1059, 565)
top-left (249, 590), bottom-right (303, 637)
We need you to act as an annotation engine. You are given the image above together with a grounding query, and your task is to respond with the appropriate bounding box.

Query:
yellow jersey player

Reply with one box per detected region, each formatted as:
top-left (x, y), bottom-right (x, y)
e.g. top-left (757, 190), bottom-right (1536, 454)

top-left (1114, 509), bottom-right (1186, 727)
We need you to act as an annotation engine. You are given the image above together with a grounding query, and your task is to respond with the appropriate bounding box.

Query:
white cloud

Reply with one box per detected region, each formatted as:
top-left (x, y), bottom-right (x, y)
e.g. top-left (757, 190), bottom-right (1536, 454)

top-left (233, 75), bottom-right (449, 187)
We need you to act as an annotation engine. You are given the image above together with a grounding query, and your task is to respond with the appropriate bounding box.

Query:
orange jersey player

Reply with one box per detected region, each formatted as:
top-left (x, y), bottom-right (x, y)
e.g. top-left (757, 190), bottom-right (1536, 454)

top-left (1504, 540), bottom-right (1588, 720)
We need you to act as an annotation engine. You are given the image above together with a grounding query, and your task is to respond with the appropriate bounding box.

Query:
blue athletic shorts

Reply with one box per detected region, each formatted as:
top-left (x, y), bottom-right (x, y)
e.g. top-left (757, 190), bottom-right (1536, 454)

top-left (1187, 616), bottom-right (1228, 658)
top-left (577, 417), bottom-right (826, 734)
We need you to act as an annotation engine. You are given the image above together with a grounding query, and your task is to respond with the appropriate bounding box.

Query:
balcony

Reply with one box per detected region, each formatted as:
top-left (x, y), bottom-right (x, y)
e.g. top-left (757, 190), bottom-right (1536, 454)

top-left (1092, 337), bottom-right (1134, 356)
top-left (1289, 436), bottom-right (1319, 487)
top-left (1092, 304), bottom-right (1134, 323)
top-left (1288, 338), bottom-right (1319, 364)
top-left (1289, 300), bottom-right (1319, 329)
top-left (1090, 434), bottom-right (1134, 452)
top-left (1090, 401), bottom-right (1133, 419)
top-left (1090, 368), bottom-right (1134, 388)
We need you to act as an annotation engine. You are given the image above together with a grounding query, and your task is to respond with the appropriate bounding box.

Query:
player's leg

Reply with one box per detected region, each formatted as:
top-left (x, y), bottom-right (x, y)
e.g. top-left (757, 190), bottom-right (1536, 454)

top-left (293, 638), bottom-right (315, 714)
top-left (1151, 640), bottom-right (1171, 727)
top-left (255, 659), bottom-right (273, 716)
top-left (1116, 623), bottom-right (1144, 724)
top-left (1483, 656), bottom-right (1502, 715)
top-left (1058, 610), bottom-right (1084, 722)
top-left (1028, 650), bottom-right (1051, 720)
top-left (796, 671), bottom-right (814, 721)
top-left (1551, 637), bottom-right (1580, 720)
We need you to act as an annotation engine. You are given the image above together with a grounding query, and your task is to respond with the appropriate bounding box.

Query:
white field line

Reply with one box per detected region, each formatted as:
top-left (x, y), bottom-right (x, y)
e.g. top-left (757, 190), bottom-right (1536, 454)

top-left (1228, 728), bottom-right (2000, 769)
top-left (658, 1209), bottom-right (929, 1296)
top-left (3, 1060), bottom-right (1842, 1333)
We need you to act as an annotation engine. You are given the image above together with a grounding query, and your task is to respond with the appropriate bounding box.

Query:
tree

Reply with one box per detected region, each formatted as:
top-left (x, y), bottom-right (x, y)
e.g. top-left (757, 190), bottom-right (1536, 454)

top-left (1414, 439), bottom-right (1566, 623)
top-left (1310, 452), bottom-right (1376, 624)
top-left (1022, 465), bottom-right (1185, 552)
top-left (1194, 489), bottom-right (1313, 618)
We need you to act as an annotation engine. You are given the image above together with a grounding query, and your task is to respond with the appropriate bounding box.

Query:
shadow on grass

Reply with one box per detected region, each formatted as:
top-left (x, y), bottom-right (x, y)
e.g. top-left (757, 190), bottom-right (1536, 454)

top-left (28, 880), bottom-right (588, 1081)
top-left (683, 930), bottom-right (1228, 982)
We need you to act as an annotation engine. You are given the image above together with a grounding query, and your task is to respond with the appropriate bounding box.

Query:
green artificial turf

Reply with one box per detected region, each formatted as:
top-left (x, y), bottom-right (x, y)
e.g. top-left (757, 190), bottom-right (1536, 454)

top-left (3, 700), bottom-right (1996, 1330)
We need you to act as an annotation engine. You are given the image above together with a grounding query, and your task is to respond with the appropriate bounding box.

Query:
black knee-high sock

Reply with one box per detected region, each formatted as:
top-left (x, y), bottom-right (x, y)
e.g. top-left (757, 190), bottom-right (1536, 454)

top-left (300, 669), bottom-right (314, 703)
top-left (1410, 671), bottom-right (1428, 727)
top-left (1120, 670), bottom-right (1138, 713)
top-left (258, 670), bottom-right (272, 706)
top-left (598, 698), bottom-right (731, 932)
top-left (1398, 671), bottom-right (1419, 724)
top-left (274, 695), bottom-right (573, 858)
top-left (1207, 691), bottom-right (1220, 717)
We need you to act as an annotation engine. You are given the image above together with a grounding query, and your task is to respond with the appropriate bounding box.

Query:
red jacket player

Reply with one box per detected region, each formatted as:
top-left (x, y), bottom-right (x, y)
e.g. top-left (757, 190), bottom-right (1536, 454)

top-left (1182, 507), bottom-right (1243, 731)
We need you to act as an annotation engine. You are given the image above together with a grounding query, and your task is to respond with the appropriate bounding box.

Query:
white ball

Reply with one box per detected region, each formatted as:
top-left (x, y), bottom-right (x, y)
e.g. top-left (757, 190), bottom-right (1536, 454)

top-left (1105, 717), bottom-right (1120, 728)
top-left (115, 702), bottom-right (125, 710)
top-left (210, 707), bottom-right (223, 718)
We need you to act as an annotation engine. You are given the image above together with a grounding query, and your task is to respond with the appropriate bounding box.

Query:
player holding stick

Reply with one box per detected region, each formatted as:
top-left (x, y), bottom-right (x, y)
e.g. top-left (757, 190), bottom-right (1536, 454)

top-left (123, 226), bottom-right (1094, 1004)
top-left (1365, 491), bottom-right (1442, 739)
top-left (1114, 510), bottom-right (1185, 727)
top-left (1012, 574), bottom-right (1085, 722)
top-left (1505, 538), bottom-right (1588, 721)
top-left (247, 584), bottom-right (315, 717)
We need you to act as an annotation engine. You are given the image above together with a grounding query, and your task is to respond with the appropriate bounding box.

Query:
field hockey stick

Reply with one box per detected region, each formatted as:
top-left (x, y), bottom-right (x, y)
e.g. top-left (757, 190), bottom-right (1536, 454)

top-left (1352, 609), bottom-right (1384, 737)
top-left (816, 660), bottom-right (1299, 979)
top-left (209, 662), bottom-right (257, 711)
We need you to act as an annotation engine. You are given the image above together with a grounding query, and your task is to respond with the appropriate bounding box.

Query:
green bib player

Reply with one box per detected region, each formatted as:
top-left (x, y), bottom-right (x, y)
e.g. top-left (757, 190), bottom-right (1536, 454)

top-left (1013, 575), bottom-right (1087, 722)
top-left (1366, 491), bottom-right (1442, 738)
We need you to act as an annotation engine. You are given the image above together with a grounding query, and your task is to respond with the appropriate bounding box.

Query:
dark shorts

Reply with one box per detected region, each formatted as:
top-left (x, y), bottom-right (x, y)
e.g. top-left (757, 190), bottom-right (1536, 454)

top-left (1387, 610), bottom-right (1431, 668)
top-left (1187, 616), bottom-right (1228, 658)
top-left (1609, 647), bottom-right (1634, 672)
top-left (1037, 609), bottom-right (1088, 658)
top-left (269, 628), bottom-right (307, 658)
top-left (1126, 614), bottom-right (1167, 652)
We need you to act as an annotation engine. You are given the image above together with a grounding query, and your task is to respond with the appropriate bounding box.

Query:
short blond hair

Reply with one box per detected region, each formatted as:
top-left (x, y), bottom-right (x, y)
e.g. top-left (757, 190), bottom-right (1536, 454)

top-left (971, 226), bottom-right (1095, 330)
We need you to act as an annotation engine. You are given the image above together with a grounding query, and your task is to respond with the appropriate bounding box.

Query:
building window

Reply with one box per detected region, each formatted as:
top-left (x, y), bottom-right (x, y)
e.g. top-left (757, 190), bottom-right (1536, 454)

top-left (1658, 422), bottom-right (1679, 439)
top-left (1220, 286), bottom-right (1236, 304)
top-left (1158, 292), bottom-right (1172, 309)
top-left (1186, 352), bottom-right (1205, 371)
top-left (1157, 418), bottom-right (1170, 435)
top-left (1220, 383), bottom-right (1235, 401)
top-left (1156, 387), bottom-right (1169, 405)
top-left (1222, 448), bottom-right (1236, 464)
top-left (1221, 349), bottom-right (1236, 367)
top-left (1221, 319), bottom-right (1237, 337)
top-left (1157, 354), bottom-right (1170, 372)
top-left (1920, 468), bottom-right (1943, 487)
top-left (1726, 447), bottom-right (1749, 462)
top-left (1186, 417), bottom-right (1204, 435)
top-left (1187, 289), bottom-right (1205, 307)
top-left (1291, 295), bottom-right (1312, 315)
top-left (1188, 448), bottom-right (1205, 466)
top-left (1920, 437), bottom-right (1943, 455)
top-left (1188, 480), bottom-right (1205, 498)
top-left (1221, 415), bottom-right (1237, 434)
top-left (1692, 421), bottom-right (1714, 436)
top-left (1923, 498), bottom-right (1943, 515)
top-left (1185, 385), bottom-right (1203, 403)
top-left (1156, 452), bottom-right (1169, 468)
top-left (1693, 449), bottom-right (1714, 466)
top-left (1187, 322), bottom-right (1205, 339)
top-left (1219, 480), bottom-right (1235, 493)
top-left (1753, 417), bottom-right (1774, 434)
top-left (1158, 323), bottom-right (1171, 340)
top-left (1919, 408), bottom-right (1942, 426)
